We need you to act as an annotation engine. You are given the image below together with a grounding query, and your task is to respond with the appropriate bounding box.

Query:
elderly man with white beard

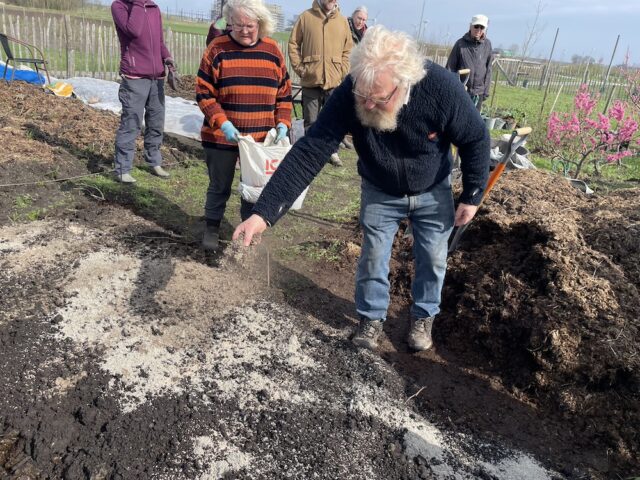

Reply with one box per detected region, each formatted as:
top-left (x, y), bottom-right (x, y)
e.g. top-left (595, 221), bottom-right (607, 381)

top-left (233, 25), bottom-right (490, 353)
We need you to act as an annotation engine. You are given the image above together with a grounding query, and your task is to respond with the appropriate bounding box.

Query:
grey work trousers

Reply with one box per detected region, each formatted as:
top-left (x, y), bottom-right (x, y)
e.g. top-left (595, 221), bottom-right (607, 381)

top-left (114, 76), bottom-right (165, 175)
top-left (204, 147), bottom-right (253, 226)
top-left (301, 87), bottom-right (334, 132)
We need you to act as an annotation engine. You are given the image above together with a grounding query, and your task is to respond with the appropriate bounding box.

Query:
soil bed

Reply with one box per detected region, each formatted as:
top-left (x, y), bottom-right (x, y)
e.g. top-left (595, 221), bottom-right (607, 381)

top-left (0, 81), bottom-right (638, 479)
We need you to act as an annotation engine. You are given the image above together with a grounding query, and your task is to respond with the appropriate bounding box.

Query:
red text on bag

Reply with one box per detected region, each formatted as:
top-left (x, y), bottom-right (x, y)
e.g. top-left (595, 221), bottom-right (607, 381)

top-left (265, 158), bottom-right (281, 175)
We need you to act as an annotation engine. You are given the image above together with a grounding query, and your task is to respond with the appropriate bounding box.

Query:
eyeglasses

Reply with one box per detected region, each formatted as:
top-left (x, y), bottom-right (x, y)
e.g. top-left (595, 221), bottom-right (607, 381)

top-left (472, 24), bottom-right (485, 30)
top-left (231, 23), bottom-right (258, 32)
top-left (352, 83), bottom-right (398, 105)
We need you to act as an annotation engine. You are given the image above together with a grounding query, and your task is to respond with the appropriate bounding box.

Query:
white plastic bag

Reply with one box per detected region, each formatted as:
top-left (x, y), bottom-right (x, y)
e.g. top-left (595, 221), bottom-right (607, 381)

top-left (237, 128), bottom-right (308, 210)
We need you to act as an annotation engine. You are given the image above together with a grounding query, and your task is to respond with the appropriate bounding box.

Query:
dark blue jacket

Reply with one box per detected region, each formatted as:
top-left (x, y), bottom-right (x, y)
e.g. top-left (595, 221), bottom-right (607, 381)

top-left (253, 61), bottom-right (490, 225)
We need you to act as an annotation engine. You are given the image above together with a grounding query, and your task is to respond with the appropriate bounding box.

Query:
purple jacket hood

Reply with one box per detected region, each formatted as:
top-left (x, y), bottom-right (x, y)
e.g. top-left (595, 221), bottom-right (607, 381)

top-left (111, 0), bottom-right (172, 78)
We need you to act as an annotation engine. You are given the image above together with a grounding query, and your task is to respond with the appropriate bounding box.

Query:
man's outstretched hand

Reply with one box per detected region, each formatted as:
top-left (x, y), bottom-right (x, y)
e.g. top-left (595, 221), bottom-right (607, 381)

top-left (232, 214), bottom-right (268, 246)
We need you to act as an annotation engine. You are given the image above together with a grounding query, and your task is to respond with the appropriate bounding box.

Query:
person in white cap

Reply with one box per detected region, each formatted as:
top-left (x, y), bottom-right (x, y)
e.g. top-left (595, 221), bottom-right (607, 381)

top-left (446, 14), bottom-right (493, 111)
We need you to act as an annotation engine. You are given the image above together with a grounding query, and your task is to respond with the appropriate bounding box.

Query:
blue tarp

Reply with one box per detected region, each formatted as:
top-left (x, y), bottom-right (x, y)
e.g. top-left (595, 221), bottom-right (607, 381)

top-left (0, 62), bottom-right (45, 85)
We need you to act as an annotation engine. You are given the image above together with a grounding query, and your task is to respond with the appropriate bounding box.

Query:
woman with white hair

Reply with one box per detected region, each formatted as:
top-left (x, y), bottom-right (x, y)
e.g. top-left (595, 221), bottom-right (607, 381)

top-left (196, 0), bottom-right (292, 250)
top-left (234, 25), bottom-right (490, 353)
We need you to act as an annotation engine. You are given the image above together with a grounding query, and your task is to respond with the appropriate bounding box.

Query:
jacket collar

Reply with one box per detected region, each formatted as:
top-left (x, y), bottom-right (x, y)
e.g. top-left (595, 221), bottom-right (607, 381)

top-left (124, 0), bottom-right (158, 6)
top-left (312, 0), bottom-right (338, 19)
top-left (463, 32), bottom-right (485, 44)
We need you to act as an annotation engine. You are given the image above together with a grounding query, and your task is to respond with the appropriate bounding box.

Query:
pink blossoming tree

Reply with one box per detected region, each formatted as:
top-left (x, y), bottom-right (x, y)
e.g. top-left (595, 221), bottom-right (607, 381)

top-left (547, 84), bottom-right (638, 178)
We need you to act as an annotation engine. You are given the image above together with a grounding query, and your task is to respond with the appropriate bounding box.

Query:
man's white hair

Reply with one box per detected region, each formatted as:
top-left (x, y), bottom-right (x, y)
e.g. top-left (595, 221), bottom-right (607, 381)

top-left (350, 25), bottom-right (426, 90)
top-left (223, 0), bottom-right (274, 38)
top-left (352, 5), bottom-right (368, 17)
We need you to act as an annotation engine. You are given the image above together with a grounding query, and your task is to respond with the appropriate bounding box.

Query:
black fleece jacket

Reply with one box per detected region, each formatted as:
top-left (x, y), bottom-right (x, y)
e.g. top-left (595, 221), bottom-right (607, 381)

top-left (446, 32), bottom-right (493, 97)
top-left (253, 61), bottom-right (490, 226)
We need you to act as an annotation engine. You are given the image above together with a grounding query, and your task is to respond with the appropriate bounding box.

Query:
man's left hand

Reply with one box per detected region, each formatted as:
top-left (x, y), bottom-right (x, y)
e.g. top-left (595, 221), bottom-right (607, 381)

top-left (164, 58), bottom-right (177, 70)
top-left (454, 203), bottom-right (479, 226)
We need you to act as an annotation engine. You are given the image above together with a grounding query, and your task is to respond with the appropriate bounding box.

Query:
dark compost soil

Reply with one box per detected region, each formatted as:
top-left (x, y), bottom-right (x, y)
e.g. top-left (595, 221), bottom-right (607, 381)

top-left (387, 169), bottom-right (639, 477)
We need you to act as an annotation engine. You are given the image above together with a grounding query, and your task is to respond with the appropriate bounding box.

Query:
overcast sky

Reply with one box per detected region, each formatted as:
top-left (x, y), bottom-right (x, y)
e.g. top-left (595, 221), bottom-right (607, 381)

top-left (148, 0), bottom-right (638, 65)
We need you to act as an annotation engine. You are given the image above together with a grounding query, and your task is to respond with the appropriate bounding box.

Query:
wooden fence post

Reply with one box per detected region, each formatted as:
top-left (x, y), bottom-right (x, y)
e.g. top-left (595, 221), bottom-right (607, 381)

top-left (601, 35), bottom-right (620, 93)
top-left (539, 28), bottom-right (559, 90)
top-left (63, 14), bottom-right (73, 78)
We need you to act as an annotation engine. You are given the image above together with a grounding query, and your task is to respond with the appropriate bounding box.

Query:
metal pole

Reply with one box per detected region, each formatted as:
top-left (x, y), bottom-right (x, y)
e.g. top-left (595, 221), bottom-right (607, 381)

top-left (549, 84), bottom-right (563, 116)
top-left (539, 27), bottom-right (559, 89)
top-left (601, 34), bottom-right (620, 93)
top-left (489, 65), bottom-right (498, 113)
top-left (602, 84), bottom-right (617, 114)
top-left (538, 74), bottom-right (552, 124)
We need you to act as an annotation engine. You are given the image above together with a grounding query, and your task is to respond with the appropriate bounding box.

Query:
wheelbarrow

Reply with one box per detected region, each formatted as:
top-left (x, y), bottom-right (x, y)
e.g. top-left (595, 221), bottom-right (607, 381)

top-left (448, 126), bottom-right (533, 253)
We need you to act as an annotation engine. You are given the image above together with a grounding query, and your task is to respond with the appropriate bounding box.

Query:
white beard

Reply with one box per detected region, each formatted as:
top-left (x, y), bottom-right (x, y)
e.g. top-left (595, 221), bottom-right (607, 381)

top-left (355, 100), bottom-right (402, 132)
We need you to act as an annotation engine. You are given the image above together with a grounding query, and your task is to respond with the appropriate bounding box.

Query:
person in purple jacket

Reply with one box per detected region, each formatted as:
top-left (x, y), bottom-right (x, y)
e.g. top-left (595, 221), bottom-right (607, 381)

top-left (111, 0), bottom-right (175, 183)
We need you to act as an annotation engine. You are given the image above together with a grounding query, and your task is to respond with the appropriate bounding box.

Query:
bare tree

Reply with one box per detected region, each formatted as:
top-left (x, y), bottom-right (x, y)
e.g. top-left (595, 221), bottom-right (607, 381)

top-left (515, 0), bottom-right (546, 76)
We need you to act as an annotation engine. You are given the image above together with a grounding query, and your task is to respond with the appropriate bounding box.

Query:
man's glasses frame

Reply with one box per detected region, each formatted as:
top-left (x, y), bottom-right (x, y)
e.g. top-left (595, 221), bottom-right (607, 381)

top-left (472, 24), bottom-right (485, 30)
top-left (352, 82), bottom-right (398, 105)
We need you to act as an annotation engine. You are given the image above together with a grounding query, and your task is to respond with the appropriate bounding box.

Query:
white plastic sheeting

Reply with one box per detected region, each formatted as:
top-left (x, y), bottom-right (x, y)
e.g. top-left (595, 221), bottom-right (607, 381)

top-left (66, 77), bottom-right (203, 141)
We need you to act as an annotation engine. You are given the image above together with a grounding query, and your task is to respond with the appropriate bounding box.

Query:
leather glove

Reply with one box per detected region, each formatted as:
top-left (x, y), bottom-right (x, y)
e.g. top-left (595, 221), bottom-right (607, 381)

top-left (164, 58), bottom-right (177, 70)
top-left (275, 122), bottom-right (288, 144)
top-left (220, 121), bottom-right (240, 142)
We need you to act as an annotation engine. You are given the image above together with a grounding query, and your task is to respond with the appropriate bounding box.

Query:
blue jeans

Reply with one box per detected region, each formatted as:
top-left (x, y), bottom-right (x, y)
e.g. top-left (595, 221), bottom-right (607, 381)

top-left (355, 177), bottom-right (454, 321)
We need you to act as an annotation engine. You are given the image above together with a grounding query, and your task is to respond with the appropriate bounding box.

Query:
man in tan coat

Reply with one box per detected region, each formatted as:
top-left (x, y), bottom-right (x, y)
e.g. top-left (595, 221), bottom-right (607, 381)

top-left (288, 0), bottom-right (352, 166)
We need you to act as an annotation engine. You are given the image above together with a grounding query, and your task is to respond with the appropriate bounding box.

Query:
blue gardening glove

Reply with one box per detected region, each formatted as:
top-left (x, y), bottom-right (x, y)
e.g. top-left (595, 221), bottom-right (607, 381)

top-left (220, 120), bottom-right (240, 142)
top-left (275, 122), bottom-right (288, 144)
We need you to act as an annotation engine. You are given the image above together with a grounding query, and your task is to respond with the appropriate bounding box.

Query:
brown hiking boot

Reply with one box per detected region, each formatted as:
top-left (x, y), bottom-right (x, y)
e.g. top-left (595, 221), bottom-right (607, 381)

top-left (352, 319), bottom-right (384, 350)
top-left (407, 317), bottom-right (434, 351)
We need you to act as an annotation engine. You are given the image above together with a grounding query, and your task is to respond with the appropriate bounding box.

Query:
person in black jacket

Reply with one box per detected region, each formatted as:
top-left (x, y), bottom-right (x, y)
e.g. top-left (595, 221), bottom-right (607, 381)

top-left (446, 14), bottom-right (493, 111)
top-left (233, 25), bottom-right (490, 353)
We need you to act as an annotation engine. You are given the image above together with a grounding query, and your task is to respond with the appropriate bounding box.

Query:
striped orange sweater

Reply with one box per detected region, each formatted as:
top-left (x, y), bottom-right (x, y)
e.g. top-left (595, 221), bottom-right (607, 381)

top-left (196, 34), bottom-right (293, 150)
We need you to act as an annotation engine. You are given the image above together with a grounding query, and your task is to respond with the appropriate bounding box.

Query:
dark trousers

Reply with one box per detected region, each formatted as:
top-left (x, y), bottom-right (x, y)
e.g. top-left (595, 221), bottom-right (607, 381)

top-left (204, 147), bottom-right (253, 226)
top-left (301, 87), bottom-right (334, 131)
top-left (114, 77), bottom-right (165, 175)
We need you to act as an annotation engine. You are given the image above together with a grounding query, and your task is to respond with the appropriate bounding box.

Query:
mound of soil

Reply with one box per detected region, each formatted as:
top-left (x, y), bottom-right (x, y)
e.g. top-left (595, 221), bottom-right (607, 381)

top-left (0, 81), bottom-right (197, 224)
top-left (167, 74), bottom-right (197, 102)
top-left (389, 169), bottom-right (640, 476)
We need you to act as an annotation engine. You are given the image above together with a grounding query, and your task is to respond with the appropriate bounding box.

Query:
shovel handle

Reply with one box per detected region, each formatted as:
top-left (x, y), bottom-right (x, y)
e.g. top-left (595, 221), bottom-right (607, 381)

top-left (458, 68), bottom-right (471, 75)
top-left (514, 126), bottom-right (532, 136)
top-left (483, 163), bottom-right (507, 200)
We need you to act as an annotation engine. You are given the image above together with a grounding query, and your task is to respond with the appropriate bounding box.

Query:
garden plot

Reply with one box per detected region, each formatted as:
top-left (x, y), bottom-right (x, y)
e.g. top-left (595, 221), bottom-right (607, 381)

top-left (1, 212), bottom-right (558, 479)
top-left (0, 80), bottom-right (638, 480)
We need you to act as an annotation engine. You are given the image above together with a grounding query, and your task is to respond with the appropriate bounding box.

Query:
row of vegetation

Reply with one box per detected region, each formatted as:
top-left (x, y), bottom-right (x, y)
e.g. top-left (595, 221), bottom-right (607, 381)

top-left (3, 0), bottom-right (86, 9)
